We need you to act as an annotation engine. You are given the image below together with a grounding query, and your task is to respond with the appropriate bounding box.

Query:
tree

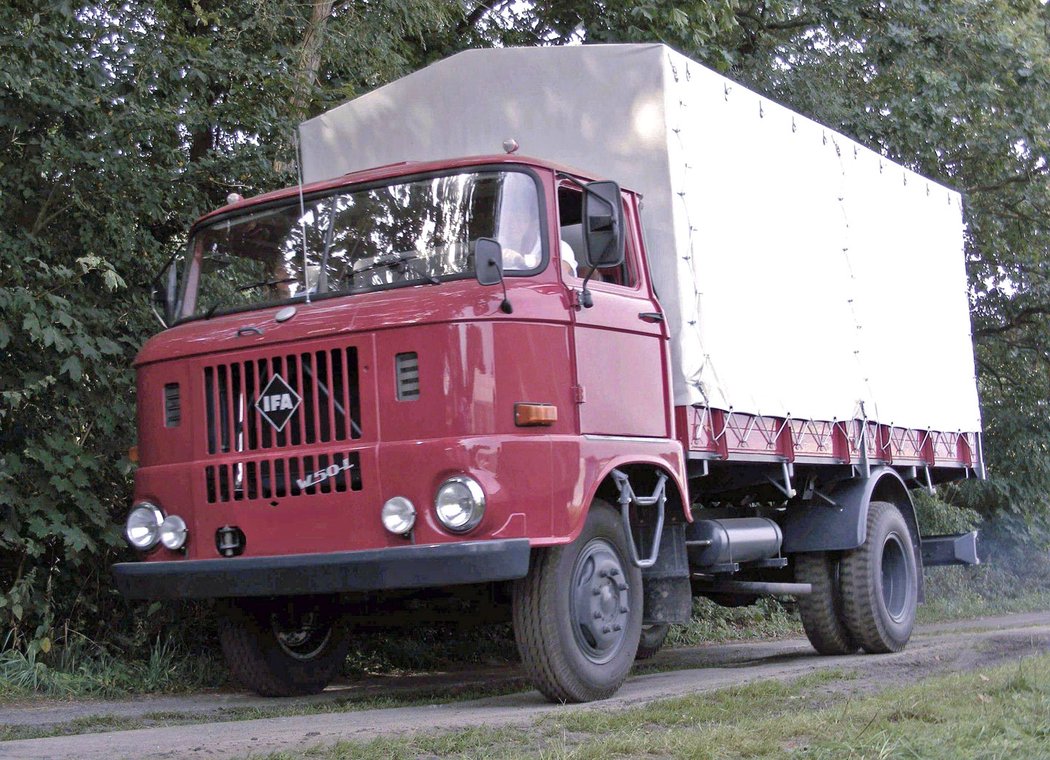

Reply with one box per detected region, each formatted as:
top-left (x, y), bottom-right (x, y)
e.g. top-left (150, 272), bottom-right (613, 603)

top-left (0, 0), bottom-right (462, 653)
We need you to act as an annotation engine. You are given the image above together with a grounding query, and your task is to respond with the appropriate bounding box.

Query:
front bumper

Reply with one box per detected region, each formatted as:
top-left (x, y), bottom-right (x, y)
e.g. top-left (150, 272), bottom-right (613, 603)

top-left (112, 538), bottom-right (531, 600)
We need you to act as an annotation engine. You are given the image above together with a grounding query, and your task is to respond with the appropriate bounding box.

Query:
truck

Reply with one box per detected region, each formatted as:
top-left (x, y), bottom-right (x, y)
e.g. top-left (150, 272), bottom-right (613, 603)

top-left (113, 44), bottom-right (984, 703)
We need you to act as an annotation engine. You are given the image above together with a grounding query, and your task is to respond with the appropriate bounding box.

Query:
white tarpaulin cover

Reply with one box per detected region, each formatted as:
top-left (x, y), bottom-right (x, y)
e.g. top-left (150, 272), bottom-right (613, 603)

top-left (299, 44), bottom-right (982, 433)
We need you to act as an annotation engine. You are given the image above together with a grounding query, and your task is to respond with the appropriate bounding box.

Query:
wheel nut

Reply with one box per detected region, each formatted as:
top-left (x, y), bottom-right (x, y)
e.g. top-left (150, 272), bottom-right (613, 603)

top-left (620, 606), bottom-right (628, 613)
top-left (613, 624), bottom-right (622, 632)
top-left (598, 569), bottom-right (609, 578)
top-left (593, 586), bottom-right (602, 595)
top-left (610, 568), bottom-right (620, 576)
top-left (602, 626), bottom-right (611, 634)
top-left (618, 582), bottom-right (628, 591)
top-left (593, 611), bottom-right (602, 619)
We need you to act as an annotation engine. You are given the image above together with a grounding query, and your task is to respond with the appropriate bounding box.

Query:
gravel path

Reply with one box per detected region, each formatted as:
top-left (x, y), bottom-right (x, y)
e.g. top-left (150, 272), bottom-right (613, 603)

top-left (1, 611), bottom-right (1048, 759)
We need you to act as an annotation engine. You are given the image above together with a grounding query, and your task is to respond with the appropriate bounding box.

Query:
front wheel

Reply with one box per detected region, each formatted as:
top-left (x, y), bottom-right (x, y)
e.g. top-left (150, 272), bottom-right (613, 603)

top-left (839, 501), bottom-right (918, 653)
top-left (513, 501), bottom-right (643, 702)
top-left (218, 596), bottom-right (352, 696)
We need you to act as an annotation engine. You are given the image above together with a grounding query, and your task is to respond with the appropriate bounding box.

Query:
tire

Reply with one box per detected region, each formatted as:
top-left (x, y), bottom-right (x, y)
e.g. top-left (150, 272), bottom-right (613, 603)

top-left (839, 501), bottom-right (918, 653)
top-left (635, 623), bottom-right (670, 660)
top-left (218, 596), bottom-right (352, 697)
top-left (513, 501), bottom-right (643, 702)
top-left (795, 552), bottom-right (857, 655)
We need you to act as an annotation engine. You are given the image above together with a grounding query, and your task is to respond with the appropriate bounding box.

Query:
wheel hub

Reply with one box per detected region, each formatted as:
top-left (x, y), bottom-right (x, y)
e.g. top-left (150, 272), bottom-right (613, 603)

top-left (572, 539), bottom-right (631, 664)
top-left (272, 609), bottom-right (333, 661)
top-left (881, 532), bottom-right (910, 622)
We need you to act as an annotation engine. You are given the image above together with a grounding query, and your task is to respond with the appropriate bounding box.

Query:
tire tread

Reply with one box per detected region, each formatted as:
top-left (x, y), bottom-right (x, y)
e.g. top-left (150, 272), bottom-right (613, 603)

top-left (839, 501), bottom-right (915, 653)
top-left (795, 553), bottom-right (857, 655)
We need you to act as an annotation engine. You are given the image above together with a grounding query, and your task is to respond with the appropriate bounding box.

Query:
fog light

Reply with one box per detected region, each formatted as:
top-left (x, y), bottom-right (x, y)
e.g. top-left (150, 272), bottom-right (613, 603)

top-left (435, 476), bottom-right (485, 533)
top-left (160, 515), bottom-right (188, 550)
top-left (125, 502), bottom-right (163, 550)
top-left (381, 496), bottom-right (416, 535)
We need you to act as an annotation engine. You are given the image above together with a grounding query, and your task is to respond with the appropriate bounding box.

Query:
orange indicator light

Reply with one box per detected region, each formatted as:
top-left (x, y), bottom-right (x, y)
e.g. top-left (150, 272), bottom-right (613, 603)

top-left (515, 403), bottom-right (557, 427)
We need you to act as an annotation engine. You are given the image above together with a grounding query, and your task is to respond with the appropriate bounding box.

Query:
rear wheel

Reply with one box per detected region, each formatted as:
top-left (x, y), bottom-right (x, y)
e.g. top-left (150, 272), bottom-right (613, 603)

top-left (513, 501), bottom-right (643, 702)
top-left (795, 552), bottom-right (857, 655)
top-left (635, 623), bottom-right (670, 660)
top-left (839, 501), bottom-right (918, 653)
top-left (218, 596), bottom-right (352, 696)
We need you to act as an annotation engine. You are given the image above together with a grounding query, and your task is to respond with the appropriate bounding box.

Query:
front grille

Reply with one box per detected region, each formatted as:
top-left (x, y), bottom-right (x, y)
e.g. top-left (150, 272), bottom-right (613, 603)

top-left (204, 348), bottom-right (361, 455)
top-left (205, 451), bottom-right (363, 503)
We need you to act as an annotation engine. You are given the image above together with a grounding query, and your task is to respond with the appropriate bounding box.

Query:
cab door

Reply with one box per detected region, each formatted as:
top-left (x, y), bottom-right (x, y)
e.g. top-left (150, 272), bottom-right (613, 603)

top-left (558, 185), bottom-right (670, 438)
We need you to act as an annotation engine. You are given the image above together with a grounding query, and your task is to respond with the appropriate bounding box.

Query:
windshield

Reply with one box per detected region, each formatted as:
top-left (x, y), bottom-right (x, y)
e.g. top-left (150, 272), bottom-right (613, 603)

top-left (178, 170), bottom-right (542, 320)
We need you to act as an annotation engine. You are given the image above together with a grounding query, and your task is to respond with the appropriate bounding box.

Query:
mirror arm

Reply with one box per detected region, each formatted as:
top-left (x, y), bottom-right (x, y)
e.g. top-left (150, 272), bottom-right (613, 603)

top-left (497, 269), bottom-right (513, 314)
top-left (578, 267), bottom-right (596, 309)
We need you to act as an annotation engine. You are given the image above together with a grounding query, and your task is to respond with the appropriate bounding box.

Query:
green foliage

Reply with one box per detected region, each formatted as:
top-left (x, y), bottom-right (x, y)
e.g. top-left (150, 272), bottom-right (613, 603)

top-left (912, 489), bottom-right (981, 536)
top-left (0, 632), bottom-right (222, 699)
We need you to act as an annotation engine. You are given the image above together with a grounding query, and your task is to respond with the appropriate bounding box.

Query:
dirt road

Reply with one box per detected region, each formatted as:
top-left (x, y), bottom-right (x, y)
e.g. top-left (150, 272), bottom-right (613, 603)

top-left (2, 611), bottom-right (1048, 760)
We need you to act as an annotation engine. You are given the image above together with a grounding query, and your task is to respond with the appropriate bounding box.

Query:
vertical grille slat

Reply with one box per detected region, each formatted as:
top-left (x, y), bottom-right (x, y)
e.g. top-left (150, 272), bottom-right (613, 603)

top-left (319, 351), bottom-right (335, 443)
top-left (345, 348), bottom-right (362, 439)
top-left (205, 367), bottom-right (217, 454)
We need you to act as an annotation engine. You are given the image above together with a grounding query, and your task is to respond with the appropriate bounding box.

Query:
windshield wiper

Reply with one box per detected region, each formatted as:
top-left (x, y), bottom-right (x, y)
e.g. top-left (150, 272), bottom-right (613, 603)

top-left (351, 252), bottom-right (439, 285)
top-left (236, 276), bottom-right (299, 292)
top-left (203, 277), bottom-right (300, 319)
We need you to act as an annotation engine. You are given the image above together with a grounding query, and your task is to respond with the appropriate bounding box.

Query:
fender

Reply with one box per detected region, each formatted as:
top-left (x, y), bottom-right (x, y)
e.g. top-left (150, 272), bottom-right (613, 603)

top-left (780, 467), bottom-right (924, 599)
top-left (542, 447), bottom-right (691, 547)
top-left (586, 457), bottom-right (690, 525)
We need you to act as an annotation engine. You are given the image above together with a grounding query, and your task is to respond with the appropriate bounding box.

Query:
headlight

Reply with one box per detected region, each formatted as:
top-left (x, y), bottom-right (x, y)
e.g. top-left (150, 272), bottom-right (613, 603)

top-left (381, 496), bottom-right (416, 535)
top-left (434, 476), bottom-right (485, 533)
top-left (125, 502), bottom-right (164, 550)
top-left (159, 514), bottom-right (188, 550)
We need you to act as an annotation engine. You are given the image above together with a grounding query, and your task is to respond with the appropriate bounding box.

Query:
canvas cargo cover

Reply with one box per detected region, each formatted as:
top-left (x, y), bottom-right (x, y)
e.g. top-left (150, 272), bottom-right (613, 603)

top-left (299, 44), bottom-right (981, 434)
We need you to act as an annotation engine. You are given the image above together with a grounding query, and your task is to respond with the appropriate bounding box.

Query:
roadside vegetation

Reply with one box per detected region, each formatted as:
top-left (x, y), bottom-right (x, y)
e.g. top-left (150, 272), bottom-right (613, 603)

top-left (253, 654), bottom-right (1050, 760)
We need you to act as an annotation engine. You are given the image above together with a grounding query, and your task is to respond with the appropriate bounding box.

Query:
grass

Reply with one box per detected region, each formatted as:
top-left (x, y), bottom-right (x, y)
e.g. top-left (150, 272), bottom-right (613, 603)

top-left (262, 655), bottom-right (1050, 760)
top-left (0, 634), bottom-right (223, 701)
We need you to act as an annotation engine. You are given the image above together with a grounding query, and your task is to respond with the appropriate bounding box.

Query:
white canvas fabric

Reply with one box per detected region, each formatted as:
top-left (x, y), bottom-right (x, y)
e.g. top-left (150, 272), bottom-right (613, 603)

top-left (299, 44), bottom-right (981, 433)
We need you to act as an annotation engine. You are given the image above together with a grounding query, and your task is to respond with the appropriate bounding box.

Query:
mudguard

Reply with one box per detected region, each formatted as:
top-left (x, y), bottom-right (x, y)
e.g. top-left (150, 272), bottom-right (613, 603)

top-left (780, 467), bottom-right (924, 599)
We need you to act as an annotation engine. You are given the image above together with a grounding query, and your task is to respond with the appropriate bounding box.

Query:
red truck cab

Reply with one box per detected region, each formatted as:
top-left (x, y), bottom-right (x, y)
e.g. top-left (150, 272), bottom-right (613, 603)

top-left (115, 155), bottom-right (689, 700)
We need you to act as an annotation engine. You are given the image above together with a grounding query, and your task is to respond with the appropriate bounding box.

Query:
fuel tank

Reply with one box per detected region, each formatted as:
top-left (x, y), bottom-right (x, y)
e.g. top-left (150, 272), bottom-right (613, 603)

top-left (686, 517), bottom-right (783, 568)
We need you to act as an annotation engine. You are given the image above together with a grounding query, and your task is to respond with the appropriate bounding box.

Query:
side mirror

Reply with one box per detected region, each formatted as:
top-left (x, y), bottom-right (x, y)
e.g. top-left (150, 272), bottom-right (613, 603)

top-left (581, 181), bottom-right (625, 269)
top-left (474, 237), bottom-right (504, 286)
top-left (150, 255), bottom-right (180, 327)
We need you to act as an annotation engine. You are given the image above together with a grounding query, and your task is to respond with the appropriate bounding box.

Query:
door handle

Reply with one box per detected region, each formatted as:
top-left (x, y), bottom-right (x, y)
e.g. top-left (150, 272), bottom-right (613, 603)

top-left (638, 312), bottom-right (664, 323)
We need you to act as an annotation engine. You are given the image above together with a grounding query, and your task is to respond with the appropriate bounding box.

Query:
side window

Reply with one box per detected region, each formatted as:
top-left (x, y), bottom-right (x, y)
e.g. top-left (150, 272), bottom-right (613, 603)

top-left (556, 183), bottom-right (633, 286)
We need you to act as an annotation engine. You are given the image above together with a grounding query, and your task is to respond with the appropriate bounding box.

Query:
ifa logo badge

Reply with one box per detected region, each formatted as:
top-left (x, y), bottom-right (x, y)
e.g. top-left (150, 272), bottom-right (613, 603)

top-left (255, 374), bottom-right (301, 432)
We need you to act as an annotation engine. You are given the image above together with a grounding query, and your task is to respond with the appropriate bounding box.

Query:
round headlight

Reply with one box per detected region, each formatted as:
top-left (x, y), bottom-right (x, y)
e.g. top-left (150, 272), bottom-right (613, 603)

top-left (125, 502), bottom-right (164, 550)
top-left (434, 476), bottom-right (485, 533)
top-left (381, 496), bottom-right (416, 535)
top-left (160, 514), bottom-right (188, 550)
